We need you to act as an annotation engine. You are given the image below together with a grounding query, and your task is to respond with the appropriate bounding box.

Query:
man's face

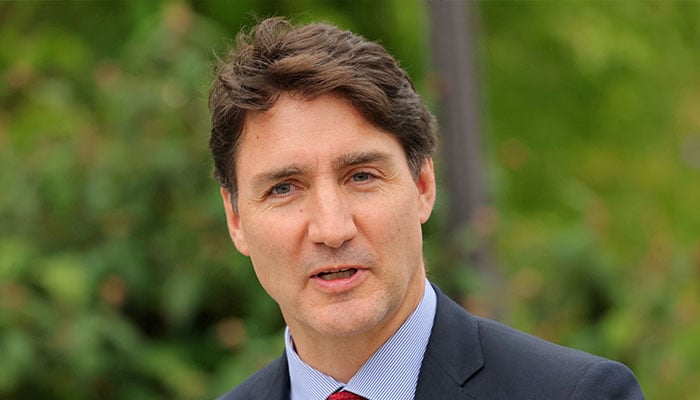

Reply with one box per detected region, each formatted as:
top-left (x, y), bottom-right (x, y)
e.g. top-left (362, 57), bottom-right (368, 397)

top-left (221, 93), bottom-right (435, 342)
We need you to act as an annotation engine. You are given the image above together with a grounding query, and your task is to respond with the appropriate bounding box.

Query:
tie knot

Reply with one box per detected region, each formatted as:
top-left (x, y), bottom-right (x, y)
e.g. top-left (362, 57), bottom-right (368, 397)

top-left (327, 390), bottom-right (366, 400)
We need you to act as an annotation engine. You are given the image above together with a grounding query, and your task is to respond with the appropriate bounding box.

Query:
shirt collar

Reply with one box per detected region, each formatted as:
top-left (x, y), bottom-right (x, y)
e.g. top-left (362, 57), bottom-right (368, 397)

top-left (285, 280), bottom-right (437, 400)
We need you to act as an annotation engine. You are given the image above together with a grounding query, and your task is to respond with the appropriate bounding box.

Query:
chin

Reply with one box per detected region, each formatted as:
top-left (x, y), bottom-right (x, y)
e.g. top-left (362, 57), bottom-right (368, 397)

top-left (314, 302), bottom-right (391, 337)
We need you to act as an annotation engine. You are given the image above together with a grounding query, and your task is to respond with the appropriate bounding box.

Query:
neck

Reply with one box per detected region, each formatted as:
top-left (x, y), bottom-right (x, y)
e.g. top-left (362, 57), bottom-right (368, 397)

top-left (289, 278), bottom-right (426, 383)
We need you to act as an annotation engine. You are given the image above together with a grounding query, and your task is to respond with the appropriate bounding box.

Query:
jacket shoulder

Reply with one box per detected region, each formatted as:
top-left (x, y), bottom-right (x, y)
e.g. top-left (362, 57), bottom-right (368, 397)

top-left (217, 355), bottom-right (289, 400)
top-left (471, 316), bottom-right (644, 399)
top-left (419, 286), bottom-right (643, 399)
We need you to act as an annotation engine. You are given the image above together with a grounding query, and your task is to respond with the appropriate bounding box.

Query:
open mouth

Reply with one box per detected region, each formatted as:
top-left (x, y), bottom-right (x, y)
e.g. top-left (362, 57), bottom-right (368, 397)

top-left (316, 268), bottom-right (358, 281)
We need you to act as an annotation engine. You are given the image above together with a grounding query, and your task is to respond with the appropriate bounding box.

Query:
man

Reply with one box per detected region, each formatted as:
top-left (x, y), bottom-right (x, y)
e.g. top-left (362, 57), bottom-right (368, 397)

top-left (209, 17), bottom-right (644, 400)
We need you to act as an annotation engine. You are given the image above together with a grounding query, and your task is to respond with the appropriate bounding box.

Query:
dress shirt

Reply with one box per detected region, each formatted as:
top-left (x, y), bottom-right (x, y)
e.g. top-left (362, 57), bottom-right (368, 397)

top-left (285, 279), bottom-right (437, 400)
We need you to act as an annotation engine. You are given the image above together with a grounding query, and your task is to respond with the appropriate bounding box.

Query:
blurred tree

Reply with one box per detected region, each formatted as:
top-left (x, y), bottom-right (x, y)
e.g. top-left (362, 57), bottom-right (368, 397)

top-left (428, 0), bottom-right (504, 319)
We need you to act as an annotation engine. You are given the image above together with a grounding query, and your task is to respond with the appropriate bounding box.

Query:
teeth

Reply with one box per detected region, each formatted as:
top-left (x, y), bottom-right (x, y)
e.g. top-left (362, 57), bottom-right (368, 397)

top-left (318, 269), bottom-right (356, 281)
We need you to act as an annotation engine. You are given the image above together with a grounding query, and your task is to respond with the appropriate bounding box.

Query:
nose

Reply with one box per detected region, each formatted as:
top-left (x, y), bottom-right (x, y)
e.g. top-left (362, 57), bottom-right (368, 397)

top-left (307, 185), bottom-right (358, 248)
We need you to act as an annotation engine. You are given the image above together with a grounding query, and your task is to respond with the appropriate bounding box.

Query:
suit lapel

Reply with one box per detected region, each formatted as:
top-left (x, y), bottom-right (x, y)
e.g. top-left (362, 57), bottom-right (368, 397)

top-left (414, 286), bottom-right (484, 400)
top-left (254, 353), bottom-right (291, 400)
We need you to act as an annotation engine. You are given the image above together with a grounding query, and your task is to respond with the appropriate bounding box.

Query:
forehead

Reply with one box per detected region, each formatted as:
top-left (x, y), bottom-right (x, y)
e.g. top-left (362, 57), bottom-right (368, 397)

top-left (234, 93), bottom-right (406, 174)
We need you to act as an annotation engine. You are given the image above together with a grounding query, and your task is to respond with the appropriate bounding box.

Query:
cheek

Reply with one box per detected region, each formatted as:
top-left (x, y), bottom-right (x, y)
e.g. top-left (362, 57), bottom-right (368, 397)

top-left (244, 216), bottom-right (302, 280)
top-left (364, 197), bottom-right (420, 250)
top-left (249, 242), bottom-right (294, 306)
top-left (243, 212), bottom-right (300, 253)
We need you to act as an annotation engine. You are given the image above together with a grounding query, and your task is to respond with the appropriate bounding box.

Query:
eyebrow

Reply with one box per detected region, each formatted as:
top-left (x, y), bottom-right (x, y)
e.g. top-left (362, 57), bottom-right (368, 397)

top-left (251, 150), bottom-right (393, 191)
top-left (332, 151), bottom-right (391, 170)
top-left (252, 165), bottom-right (306, 190)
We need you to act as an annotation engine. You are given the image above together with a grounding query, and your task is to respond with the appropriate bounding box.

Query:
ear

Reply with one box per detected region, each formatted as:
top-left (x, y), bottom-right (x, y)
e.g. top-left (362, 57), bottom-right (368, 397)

top-left (220, 187), bottom-right (251, 256)
top-left (416, 158), bottom-right (437, 224)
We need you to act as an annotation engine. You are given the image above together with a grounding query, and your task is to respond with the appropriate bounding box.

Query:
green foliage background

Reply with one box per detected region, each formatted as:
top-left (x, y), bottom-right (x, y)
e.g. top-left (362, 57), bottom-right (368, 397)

top-left (1, 1), bottom-right (698, 398)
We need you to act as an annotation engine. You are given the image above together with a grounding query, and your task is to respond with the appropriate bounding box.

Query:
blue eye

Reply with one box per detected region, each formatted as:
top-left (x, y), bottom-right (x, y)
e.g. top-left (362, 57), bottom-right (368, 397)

top-left (271, 183), bottom-right (292, 195)
top-left (352, 172), bottom-right (371, 182)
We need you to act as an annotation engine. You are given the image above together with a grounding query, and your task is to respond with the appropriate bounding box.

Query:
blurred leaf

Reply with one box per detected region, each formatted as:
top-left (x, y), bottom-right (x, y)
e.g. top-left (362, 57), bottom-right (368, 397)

top-left (37, 254), bottom-right (90, 310)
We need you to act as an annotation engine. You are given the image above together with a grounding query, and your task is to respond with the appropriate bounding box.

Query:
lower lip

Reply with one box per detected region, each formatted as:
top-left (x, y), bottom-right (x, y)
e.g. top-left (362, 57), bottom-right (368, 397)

top-left (311, 268), bottom-right (367, 293)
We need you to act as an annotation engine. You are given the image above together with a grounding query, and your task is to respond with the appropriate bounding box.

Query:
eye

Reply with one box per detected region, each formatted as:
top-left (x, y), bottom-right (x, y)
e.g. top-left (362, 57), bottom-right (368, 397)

top-left (351, 172), bottom-right (372, 182)
top-left (270, 182), bottom-right (293, 196)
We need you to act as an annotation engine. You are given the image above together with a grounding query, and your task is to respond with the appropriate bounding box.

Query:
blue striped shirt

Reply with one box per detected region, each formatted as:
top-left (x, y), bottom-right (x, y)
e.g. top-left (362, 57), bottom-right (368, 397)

top-left (285, 280), bottom-right (437, 400)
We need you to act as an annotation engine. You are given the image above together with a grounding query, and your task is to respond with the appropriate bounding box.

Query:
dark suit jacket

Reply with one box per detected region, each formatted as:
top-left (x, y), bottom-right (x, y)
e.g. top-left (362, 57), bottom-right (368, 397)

top-left (218, 286), bottom-right (644, 399)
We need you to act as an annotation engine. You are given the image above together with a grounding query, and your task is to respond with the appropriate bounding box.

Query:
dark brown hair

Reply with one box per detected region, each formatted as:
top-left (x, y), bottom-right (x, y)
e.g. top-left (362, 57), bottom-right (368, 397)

top-left (209, 17), bottom-right (436, 203)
